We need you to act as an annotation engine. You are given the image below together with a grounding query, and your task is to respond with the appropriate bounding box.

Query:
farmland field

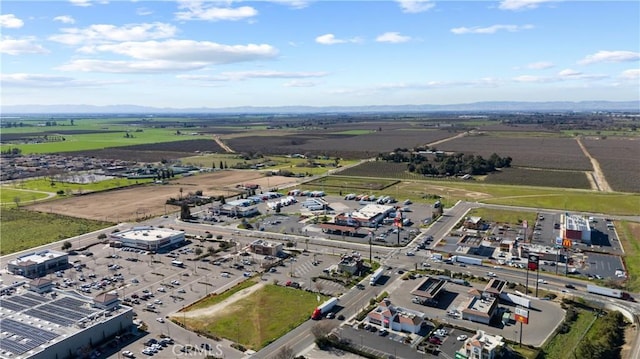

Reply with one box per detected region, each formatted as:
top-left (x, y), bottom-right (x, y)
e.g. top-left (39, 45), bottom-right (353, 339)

top-left (483, 167), bottom-right (592, 189)
top-left (305, 175), bottom-right (399, 191)
top-left (336, 161), bottom-right (424, 180)
top-left (582, 137), bottom-right (640, 193)
top-left (23, 171), bottom-right (298, 222)
top-left (0, 208), bottom-right (112, 255)
top-left (67, 139), bottom-right (225, 162)
top-left (436, 133), bottom-right (592, 170)
top-left (226, 128), bottom-right (457, 159)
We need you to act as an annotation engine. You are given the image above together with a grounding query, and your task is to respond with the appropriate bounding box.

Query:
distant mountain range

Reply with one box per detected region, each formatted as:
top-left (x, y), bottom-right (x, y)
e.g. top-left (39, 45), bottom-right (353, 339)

top-left (1, 101), bottom-right (639, 114)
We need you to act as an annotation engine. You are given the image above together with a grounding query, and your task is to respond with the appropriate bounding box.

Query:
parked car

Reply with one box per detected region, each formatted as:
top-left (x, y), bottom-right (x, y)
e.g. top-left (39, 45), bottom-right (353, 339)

top-left (457, 335), bottom-right (468, 341)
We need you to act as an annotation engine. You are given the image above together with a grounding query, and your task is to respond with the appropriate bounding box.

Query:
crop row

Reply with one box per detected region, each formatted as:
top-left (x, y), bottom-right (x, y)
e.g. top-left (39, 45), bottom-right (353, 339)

top-left (68, 139), bottom-right (225, 162)
top-left (226, 129), bottom-right (456, 159)
top-left (437, 134), bottom-right (592, 171)
top-left (483, 167), bottom-right (591, 189)
top-left (582, 138), bottom-right (640, 193)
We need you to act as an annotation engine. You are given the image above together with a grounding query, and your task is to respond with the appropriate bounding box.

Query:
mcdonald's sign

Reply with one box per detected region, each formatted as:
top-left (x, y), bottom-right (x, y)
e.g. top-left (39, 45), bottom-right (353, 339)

top-left (562, 238), bottom-right (572, 248)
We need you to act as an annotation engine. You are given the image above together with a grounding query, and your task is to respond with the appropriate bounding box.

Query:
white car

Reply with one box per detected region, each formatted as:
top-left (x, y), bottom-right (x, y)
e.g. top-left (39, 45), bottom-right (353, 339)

top-left (487, 272), bottom-right (497, 277)
top-left (156, 317), bottom-right (164, 323)
top-left (171, 280), bottom-right (180, 285)
top-left (154, 299), bottom-right (163, 305)
top-left (457, 335), bottom-right (468, 341)
top-left (122, 350), bottom-right (135, 358)
top-left (177, 288), bottom-right (186, 293)
top-left (157, 287), bottom-right (166, 292)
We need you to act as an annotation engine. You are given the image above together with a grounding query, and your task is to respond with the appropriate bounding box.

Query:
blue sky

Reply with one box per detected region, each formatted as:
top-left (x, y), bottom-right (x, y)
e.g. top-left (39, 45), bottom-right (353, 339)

top-left (1, 0), bottom-right (639, 108)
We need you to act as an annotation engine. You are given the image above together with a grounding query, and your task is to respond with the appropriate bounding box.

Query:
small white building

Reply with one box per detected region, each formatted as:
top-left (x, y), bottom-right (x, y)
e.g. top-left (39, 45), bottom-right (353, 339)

top-left (8, 250), bottom-right (69, 278)
top-left (366, 298), bottom-right (425, 334)
top-left (458, 330), bottom-right (505, 359)
top-left (109, 226), bottom-right (185, 252)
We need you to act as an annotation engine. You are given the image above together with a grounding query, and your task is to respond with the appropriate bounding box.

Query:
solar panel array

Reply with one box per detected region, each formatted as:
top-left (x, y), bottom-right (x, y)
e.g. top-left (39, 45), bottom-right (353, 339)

top-left (0, 300), bottom-right (28, 312)
top-left (21, 293), bottom-right (49, 304)
top-left (0, 318), bottom-right (59, 355)
top-left (1, 293), bottom-right (100, 328)
top-left (23, 309), bottom-right (76, 327)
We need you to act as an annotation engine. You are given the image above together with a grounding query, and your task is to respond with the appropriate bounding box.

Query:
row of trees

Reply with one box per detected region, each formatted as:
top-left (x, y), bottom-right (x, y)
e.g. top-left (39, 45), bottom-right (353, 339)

top-left (378, 147), bottom-right (512, 176)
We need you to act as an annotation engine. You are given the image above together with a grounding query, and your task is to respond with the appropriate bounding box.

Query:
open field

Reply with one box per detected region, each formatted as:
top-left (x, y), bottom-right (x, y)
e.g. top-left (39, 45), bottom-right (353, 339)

top-left (4, 176), bottom-right (154, 196)
top-left (541, 308), bottom-right (597, 359)
top-left (466, 208), bottom-right (537, 227)
top-left (0, 188), bottom-right (50, 205)
top-left (483, 167), bottom-right (592, 189)
top-left (0, 208), bottom-right (112, 255)
top-left (180, 283), bottom-right (326, 350)
top-left (226, 127), bottom-right (457, 159)
top-left (24, 171), bottom-right (298, 222)
top-left (307, 175), bottom-right (399, 191)
top-left (437, 134), bottom-right (592, 170)
top-left (582, 138), bottom-right (640, 193)
top-left (323, 170), bottom-right (640, 215)
top-left (618, 221), bottom-right (640, 292)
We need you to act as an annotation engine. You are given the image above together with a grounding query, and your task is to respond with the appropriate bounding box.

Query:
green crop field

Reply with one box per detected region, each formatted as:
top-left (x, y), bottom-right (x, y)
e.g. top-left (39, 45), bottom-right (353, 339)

top-left (0, 208), bottom-right (112, 255)
top-left (2, 127), bottom-right (201, 154)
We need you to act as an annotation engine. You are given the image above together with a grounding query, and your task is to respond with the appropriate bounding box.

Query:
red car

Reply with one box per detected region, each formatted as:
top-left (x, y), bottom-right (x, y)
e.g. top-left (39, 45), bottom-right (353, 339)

top-left (428, 337), bottom-right (442, 345)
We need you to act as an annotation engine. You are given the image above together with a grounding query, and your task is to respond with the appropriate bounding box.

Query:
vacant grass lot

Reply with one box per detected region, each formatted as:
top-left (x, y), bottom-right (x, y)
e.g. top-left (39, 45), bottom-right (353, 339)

top-left (617, 221), bottom-right (640, 292)
top-left (466, 208), bottom-right (537, 228)
top-left (6, 177), bottom-right (153, 195)
top-left (1, 188), bottom-right (49, 205)
top-left (542, 308), bottom-right (597, 359)
top-left (0, 208), bottom-right (112, 255)
top-left (183, 284), bottom-right (326, 350)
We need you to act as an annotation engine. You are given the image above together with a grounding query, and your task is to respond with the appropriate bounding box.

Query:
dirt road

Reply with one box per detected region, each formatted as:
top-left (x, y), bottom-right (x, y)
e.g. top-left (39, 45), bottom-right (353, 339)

top-left (576, 137), bottom-right (613, 192)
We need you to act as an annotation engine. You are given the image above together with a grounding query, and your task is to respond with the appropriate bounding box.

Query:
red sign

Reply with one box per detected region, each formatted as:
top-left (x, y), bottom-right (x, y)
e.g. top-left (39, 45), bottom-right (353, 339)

top-left (515, 314), bottom-right (529, 324)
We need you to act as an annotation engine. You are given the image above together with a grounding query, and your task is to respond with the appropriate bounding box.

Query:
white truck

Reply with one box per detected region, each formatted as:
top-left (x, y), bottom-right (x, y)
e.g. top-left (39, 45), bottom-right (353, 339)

top-left (587, 284), bottom-right (631, 300)
top-left (370, 267), bottom-right (384, 285)
top-left (311, 297), bottom-right (338, 320)
top-left (451, 255), bottom-right (483, 266)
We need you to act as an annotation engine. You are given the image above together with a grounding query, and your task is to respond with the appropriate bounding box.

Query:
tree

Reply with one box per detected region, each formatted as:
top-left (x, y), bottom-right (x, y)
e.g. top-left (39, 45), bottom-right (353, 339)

top-left (180, 203), bottom-right (191, 220)
top-left (13, 196), bottom-right (21, 208)
top-left (207, 246), bottom-right (216, 256)
top-left (273, 345), bottom-right (295, 359)
top-left (194, 248), bottom-right (203, 256)
top-left (62, 241), bottom-right (72, 250)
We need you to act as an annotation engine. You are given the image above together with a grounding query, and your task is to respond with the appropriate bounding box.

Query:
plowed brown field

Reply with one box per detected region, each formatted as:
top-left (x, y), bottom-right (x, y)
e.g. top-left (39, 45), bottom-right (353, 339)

top-left (26, 171), bottom-right (298, 222)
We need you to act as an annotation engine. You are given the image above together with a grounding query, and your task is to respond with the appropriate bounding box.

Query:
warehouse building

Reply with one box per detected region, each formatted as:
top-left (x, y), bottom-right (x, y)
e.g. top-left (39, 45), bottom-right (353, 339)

top-left (7, 250), bottom-right (69, 279)
top-left (0, 287), bottom-right (133, 359)
top-left (109, 226), bottom-right (185, 252)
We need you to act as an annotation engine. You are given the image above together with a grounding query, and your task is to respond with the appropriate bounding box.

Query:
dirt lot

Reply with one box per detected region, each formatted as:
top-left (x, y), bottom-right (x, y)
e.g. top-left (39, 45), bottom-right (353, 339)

top-left (26, 171), bottom-right (298, 222)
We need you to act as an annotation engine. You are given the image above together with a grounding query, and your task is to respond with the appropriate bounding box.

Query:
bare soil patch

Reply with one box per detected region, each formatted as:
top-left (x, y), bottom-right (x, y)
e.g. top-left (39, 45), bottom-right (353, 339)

top-left (176, 282), bottom-right (266, 319)
top-left (25, 171), bottom-right (298, 222)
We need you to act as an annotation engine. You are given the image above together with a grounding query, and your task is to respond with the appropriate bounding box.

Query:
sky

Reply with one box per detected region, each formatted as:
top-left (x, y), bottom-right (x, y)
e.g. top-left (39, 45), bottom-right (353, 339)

top-left (1, 0), bottom-right (639, 108)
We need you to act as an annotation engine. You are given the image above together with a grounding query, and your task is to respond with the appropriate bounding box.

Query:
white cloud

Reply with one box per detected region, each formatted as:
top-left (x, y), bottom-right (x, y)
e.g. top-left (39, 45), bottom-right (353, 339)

top-left (267, 0), bottom-right (311, 9)
top-left (513, 75), bottom-right (551, 83)
top-left (53, 15), bottom-right (76, 24)
top-left (0, 14), bottom-right (24, 29)
top-left (136, 7), bottom-right (154, 16)
top-left (0, 36), bottom-right (49, 55)
top-left (513, 70), bottom-right (607, 83)
top-left (49, 22), bottom-right (177, 46)
top-left (180, 70), bottom-right (327, 82)
top-left (578, 50), bottom-right (640, 65)
top-left (56, 59), bottom-right (210, 73)
top-left (498, 0), bottom-right (555, 11)
top-left (557, 69), bottom-right (581, 77)
top-left (175, 2), bottom-right (258, 21)
top-left (69, 0), bottom-right (92, 7)
top-left (283, 80), bottom-right (317, 87)
top-left (376, 32), bottom-right (411, 43)
top-left (525, 61), bottom-right (554, 70)
top-left (0, 72), bottom-right (123, 87)
top-left (315, 33), bottom-right (361, 45)
top-left (451, 24), bottom-right (534, 34)
top-left (396, 0), bottom-right (435, 13)
top-left (620, 69), bottom-right (640, 80)
top-left (56, 38), bottom-right (279, 74)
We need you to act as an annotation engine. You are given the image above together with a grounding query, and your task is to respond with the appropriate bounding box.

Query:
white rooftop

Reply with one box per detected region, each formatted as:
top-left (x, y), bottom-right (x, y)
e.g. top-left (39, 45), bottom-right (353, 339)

top-left (112, 226), bottom-right (182, 241)
top-left (13, 250), bottom-right (66, 265)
